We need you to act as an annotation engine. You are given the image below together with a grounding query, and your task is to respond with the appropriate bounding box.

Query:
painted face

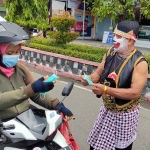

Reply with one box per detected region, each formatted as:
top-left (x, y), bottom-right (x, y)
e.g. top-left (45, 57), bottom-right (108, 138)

top-left (113, 34), bottom-right (128, 52)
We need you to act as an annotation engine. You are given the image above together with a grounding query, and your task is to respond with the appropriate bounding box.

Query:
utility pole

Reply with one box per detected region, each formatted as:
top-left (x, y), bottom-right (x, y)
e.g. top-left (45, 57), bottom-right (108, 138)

top-left (82, 0), bottom-right (85, 41)
top-left (48, 0), bottom-right (52, 24)
top-left (50, 0), bottom-right (53, 31)
top-left (44, 0), bottom-right (52, 38)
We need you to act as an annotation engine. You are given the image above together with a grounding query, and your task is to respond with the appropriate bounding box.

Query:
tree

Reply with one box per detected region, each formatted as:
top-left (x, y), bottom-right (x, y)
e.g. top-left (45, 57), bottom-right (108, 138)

top-left (4, 0), bottom-right (49, 33)
top-left (87, 0), bottom-right (150, 23)
top-left (47, 12), bottom-right (79, 45)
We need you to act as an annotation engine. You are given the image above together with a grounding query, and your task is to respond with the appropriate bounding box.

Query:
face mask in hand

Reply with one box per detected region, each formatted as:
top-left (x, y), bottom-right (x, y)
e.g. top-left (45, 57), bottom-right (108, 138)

top-left (113, 36), bottom-right (128, 52)
top-left (2, 55), bottom-right (20, 68)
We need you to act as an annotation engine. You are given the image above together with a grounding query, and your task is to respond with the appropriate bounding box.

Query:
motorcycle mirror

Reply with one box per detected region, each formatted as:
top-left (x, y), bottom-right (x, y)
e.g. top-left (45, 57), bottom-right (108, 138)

top-left (62, 81), bottom-right (74, 96)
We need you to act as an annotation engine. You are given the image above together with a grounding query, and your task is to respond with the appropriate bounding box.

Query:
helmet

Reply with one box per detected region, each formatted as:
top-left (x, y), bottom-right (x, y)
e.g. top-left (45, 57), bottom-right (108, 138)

top-left (0, 21), bottom-right (29, 44)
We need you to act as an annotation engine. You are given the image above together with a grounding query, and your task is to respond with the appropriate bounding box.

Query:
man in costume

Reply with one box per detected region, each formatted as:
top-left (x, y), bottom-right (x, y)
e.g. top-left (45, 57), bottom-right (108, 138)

top-left (81, 20), bottom-right (148, 150)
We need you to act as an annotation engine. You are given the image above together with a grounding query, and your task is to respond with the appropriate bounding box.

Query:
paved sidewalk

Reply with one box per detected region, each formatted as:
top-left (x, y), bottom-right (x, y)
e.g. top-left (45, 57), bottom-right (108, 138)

top-left (71, 39), bottom-right (150, 54)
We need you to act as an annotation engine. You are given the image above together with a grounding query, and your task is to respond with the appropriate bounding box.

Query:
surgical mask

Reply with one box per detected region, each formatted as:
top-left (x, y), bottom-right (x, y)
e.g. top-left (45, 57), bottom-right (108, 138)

top-left (2, 55), bottom-right (19, 68)
top-left (113, 36), bottom-right (128, 52)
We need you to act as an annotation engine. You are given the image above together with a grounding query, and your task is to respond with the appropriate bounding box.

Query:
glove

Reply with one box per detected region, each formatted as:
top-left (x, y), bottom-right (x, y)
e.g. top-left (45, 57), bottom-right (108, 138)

top-left (31, 77), bottom-right (54, 93)
top-left (55, 103), bottom-right (73, 117)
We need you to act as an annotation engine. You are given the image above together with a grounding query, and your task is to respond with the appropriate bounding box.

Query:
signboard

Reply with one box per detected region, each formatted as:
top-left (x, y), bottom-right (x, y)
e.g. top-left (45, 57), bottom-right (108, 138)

top-left (52, 0), bottom-right (65, 10)
top-left (102, 31), bottom-right (113, 44)
top-left (74, 14), bottom-right (93, 37)
top-left (74, 22), bottom-right (88, 32)
top-left (68, 0), bottom-right (81, 9)
top-left (138, 26), bottom-right (150, 39)
top-left (106, 32), bottom-right (113, 44)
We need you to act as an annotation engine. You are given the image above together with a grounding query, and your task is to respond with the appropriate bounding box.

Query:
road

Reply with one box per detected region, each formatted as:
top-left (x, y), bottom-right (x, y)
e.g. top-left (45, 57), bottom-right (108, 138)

top-left (29, 66), bottom-right (150, 150)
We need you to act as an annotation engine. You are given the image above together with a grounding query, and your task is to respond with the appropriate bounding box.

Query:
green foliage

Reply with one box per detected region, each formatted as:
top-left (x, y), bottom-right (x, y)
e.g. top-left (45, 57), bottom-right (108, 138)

top-left (140, 0), bottom-right (150, 20)
top-left (25, 37), bottom-right (150, 71)
top-left (24, 37), bottom-right (107, 62)
top-left (144, 54), bottom-right (150, 71)
top-left (4, 0), bottom-right (49, 30)
top-left (31, 37), bottom-right (106, 56)
top-left (87, 0), bottom-right (135, 22)
top-left (47, 12), bottom-right (79, 44)
top-left (87, 0), bottom-right (150, 23)
top-left (50, 16), bottom-right (76, 32)
top-left (47, 31), bottom-right (79, 44)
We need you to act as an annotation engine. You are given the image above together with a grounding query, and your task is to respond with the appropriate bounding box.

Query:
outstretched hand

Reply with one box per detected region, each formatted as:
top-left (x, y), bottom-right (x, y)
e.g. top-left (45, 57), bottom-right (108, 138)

top-left (31, 75), bottom-right (55, 93)
top-left (81, 75), bottom-right (88, 86)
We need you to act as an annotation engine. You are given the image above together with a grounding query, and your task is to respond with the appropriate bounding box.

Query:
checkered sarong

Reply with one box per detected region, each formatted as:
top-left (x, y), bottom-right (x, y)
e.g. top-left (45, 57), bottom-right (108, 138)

top-left (87, 103), bottom-right (140, 150)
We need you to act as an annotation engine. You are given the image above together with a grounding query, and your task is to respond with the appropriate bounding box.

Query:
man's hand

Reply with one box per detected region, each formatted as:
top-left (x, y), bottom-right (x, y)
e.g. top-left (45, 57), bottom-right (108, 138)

top-left (55, 103), bottom-right (73, 121)
top-left (81, 75), bottom-right (89, 86)
top-left (91, 83), bottom-right (104, 95)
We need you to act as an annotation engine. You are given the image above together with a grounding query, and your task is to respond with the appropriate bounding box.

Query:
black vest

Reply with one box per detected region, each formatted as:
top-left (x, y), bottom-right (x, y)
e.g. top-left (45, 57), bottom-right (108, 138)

top-left (99, 47), bottom-right (146, 106)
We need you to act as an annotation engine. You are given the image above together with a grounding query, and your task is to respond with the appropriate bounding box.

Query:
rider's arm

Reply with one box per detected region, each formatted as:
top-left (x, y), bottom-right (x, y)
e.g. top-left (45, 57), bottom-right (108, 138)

top-left (0, 63), bottom-right (35, 110)
top-left (0, 87), bottom-right (31, 110)
top-left (21, 63), bottom-right (59, 109)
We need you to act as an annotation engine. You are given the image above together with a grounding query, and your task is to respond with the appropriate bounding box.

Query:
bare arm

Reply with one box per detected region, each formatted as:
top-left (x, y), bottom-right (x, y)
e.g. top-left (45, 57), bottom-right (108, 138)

top-left (92, 60), bottom-right (148, 100)
top-left (81, 54), bottom-right (106, 86)
top-left (91, 54), bottom-right (106, 83)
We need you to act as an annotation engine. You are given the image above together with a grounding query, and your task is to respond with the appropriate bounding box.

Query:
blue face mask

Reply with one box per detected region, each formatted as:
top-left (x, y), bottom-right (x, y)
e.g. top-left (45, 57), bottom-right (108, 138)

top-left (2, 55), bottom-right (20, 68)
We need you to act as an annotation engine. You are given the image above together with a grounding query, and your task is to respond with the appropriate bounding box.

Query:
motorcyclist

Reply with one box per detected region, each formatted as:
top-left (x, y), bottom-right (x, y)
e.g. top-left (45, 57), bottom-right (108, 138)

top-left (0, 21), bottom-right (73, 121)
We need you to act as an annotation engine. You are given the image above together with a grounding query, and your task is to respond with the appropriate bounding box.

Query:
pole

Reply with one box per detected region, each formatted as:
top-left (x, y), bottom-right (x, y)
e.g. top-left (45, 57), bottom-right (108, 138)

top-left (82, 0), bottom-right (85, 41)
top-left (66, 0), bottom-right (67, 11)
top-left (49, 0), bottom-right (52, 24)
top-left (49, 0), bottom-right (53, 31)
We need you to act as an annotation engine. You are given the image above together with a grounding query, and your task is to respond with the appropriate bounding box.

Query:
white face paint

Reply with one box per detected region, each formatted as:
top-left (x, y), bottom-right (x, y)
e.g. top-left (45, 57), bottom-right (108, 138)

top-left (113, 35), bottom-right (128, 52)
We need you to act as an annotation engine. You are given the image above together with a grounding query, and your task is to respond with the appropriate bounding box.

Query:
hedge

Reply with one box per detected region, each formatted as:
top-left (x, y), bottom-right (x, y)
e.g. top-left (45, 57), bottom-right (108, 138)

top-left (30, 37), bottom-right (107, 55)
top-left (24, 42), bottom-right (103, 62)
top-left (24, 37), bottom-right (150, 71)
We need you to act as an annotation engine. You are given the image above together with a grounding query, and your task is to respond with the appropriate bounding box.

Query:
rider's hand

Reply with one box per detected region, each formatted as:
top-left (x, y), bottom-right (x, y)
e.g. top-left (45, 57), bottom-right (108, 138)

top-left (81, 75), bottom-right (88, 86)
top-left (31, 76), bottom-right (54, 93)
top-left (55, 103), bottom-right (73, 121)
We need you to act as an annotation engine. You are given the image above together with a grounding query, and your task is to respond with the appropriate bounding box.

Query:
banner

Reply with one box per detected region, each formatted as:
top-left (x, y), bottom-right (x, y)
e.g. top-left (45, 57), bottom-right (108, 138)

top-left (68, 0), bottom-right (81, 9)
top-left (102, 31), bottom-right (113, 44)
top-left (74, 14), bottom-right (93, 37)
top-left (74, 22), bottom-right (88, 32)
top-left (52, 0), bottom-right (65, 10)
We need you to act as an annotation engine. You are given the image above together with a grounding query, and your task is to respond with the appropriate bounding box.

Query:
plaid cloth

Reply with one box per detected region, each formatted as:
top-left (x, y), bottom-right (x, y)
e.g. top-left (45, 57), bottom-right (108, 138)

top-left (87, 103), bottom-right (140, 150)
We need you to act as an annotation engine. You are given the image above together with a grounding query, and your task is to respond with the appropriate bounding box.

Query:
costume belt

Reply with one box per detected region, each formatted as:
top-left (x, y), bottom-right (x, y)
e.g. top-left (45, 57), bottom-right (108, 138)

top-left (102, 95), bottom-right (141, 113)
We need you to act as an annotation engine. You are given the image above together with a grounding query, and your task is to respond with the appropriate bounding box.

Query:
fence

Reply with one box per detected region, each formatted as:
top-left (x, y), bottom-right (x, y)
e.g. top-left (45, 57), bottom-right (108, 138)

top-left (19, 46), bottom-right (99, 80)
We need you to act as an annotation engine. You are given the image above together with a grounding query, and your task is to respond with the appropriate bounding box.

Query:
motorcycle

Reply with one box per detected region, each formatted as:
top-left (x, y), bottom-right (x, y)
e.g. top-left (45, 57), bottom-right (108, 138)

top-left (0, 82), bottom-right (75, 150)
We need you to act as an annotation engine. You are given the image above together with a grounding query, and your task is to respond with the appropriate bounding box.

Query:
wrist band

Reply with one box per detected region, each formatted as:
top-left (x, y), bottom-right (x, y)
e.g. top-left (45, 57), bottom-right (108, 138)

top-left (103, 85), bottom-right (107, 95)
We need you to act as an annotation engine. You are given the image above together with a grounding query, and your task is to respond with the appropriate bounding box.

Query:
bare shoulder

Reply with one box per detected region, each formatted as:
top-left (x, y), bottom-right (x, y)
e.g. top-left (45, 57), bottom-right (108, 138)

top-left (134, 60), bottom-right (148, 74)
top-left (131, 60), bottom-right (148, 94)
top-left (132, 60), bottom-right (148, 83)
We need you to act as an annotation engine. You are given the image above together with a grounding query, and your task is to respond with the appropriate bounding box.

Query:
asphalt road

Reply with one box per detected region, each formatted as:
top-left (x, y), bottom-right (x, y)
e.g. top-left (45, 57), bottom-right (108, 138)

top-left (28, 66), bottom-right (150, 150)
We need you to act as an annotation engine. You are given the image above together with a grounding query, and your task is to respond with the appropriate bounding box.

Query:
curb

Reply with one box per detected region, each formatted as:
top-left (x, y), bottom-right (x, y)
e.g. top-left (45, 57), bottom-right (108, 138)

top-left (19, 46), bottom-right (99, 81)
top-left (19, 46), bottom-right (150, 91)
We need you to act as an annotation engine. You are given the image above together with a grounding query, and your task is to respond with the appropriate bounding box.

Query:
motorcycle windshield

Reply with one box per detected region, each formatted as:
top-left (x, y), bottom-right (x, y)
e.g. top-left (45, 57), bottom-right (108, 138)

top-left (16, 109), bottom-right (47, 135)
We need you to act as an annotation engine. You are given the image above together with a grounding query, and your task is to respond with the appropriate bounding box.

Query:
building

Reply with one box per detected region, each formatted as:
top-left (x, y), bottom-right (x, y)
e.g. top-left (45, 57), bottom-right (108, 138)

top-left (0, 0), bottom-right (6, 17)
